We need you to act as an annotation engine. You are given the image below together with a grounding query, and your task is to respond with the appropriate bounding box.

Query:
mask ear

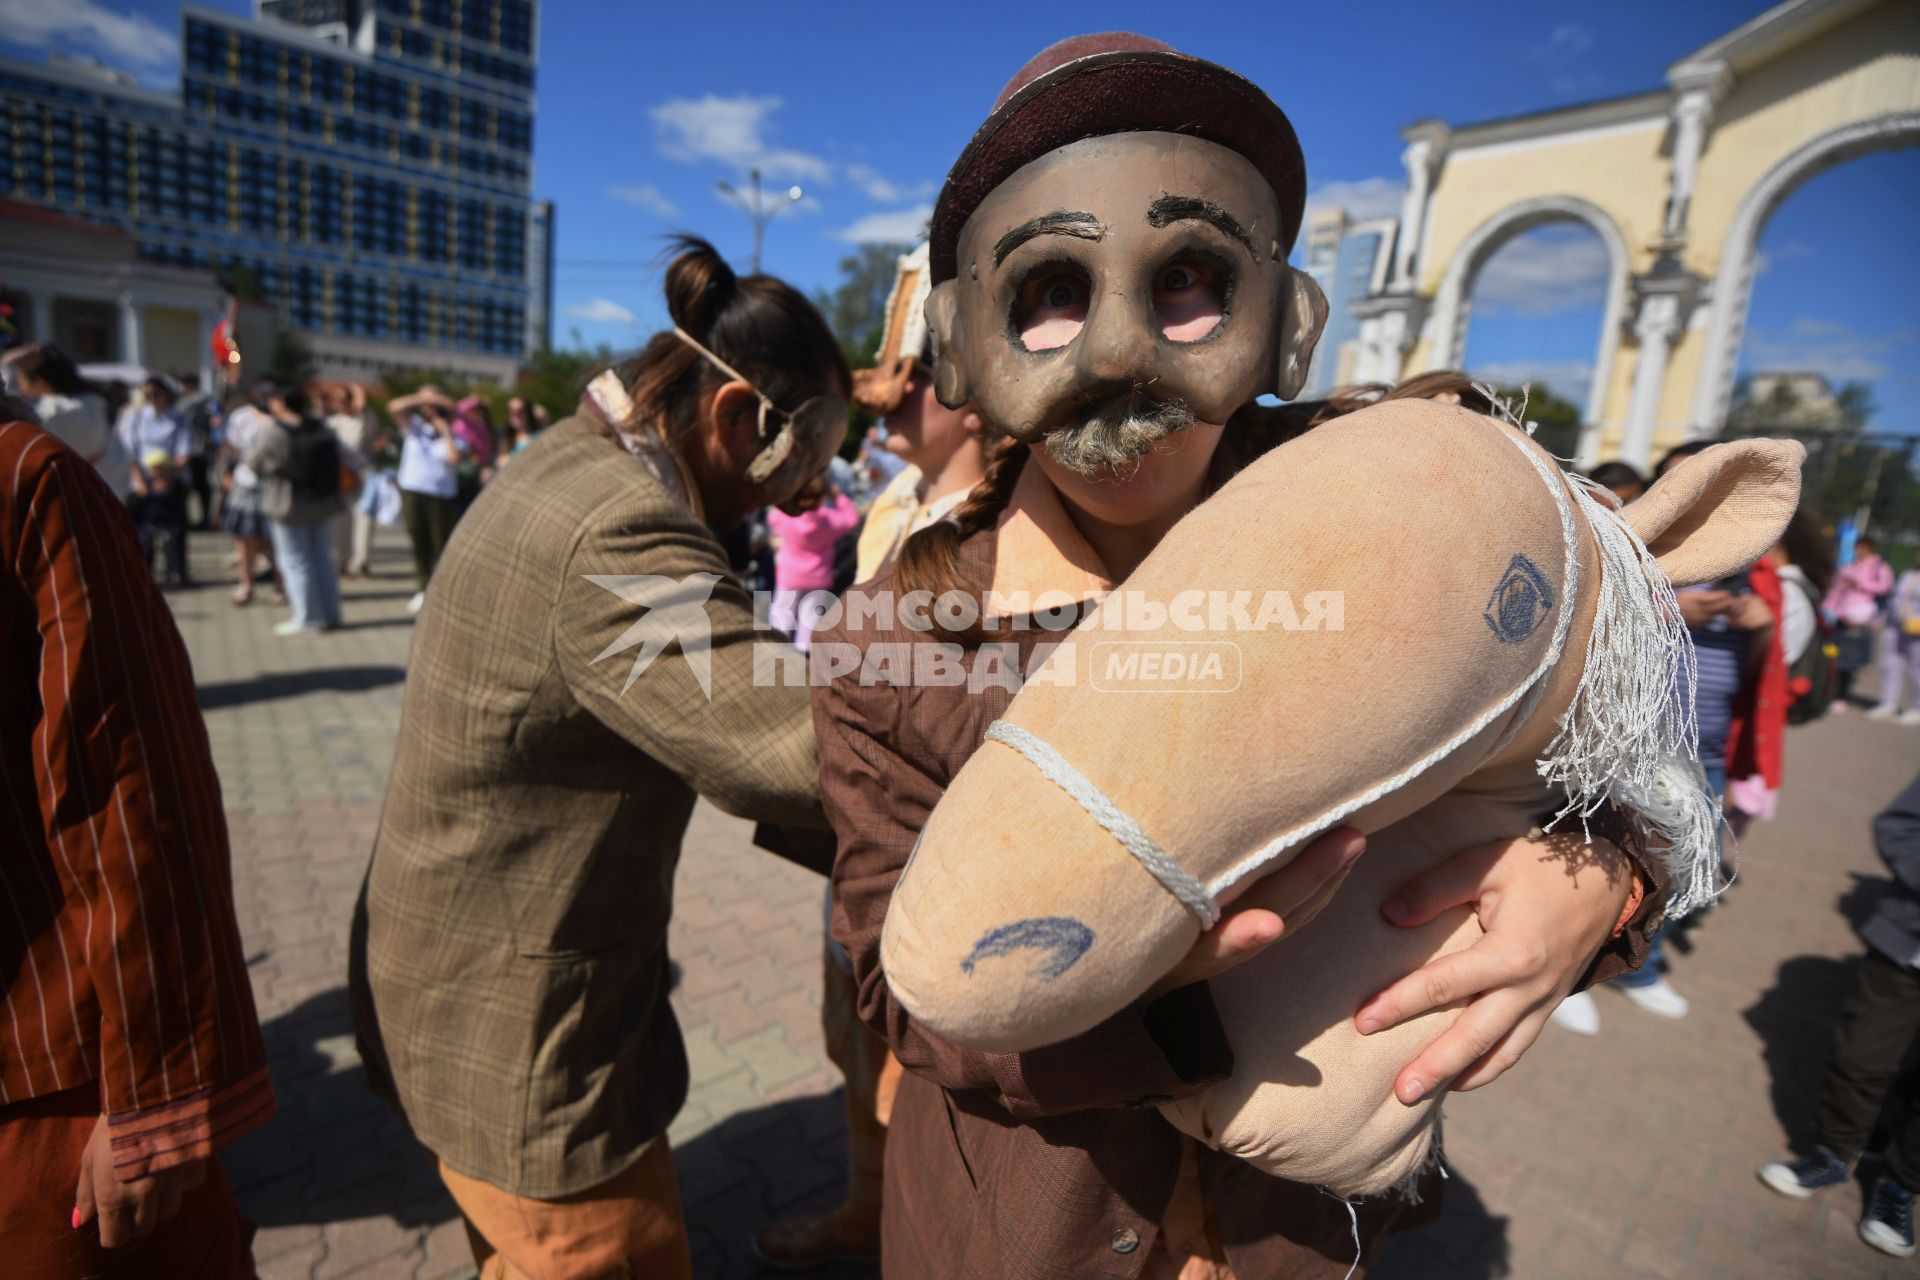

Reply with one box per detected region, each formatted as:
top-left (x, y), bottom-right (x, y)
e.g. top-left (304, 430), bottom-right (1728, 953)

top-left (926, 281), bottom-right (971, 410)
top-left (1272, 268), bottom-right (1328, 401)
top-left (1620, 439), bottom-right (1806, 586)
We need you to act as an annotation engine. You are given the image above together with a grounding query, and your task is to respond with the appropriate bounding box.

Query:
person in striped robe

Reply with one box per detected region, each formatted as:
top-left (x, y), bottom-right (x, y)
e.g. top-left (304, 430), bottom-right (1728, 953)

top-left (0, 408), bottom-right (274, 1277)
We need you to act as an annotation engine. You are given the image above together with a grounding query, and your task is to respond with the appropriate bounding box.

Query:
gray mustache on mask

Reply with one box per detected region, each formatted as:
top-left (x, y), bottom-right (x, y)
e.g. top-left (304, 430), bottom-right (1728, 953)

top-left (1041, 394), bottom-right (1197, 474)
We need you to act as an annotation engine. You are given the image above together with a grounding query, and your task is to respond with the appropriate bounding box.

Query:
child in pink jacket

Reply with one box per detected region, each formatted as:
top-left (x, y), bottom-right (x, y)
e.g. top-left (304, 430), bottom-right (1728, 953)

top-left (768, 479), bottom-right (859, 651)
top-left (1826, 537), bottom-right (1895, 711)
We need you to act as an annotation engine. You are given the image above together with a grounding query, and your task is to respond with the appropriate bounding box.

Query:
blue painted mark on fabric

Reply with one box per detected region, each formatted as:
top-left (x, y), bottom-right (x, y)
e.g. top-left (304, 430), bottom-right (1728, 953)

top-left (1484, 554), bottom-right (1555, 643)
top-left (962, 917), bottom-right (1095, 982)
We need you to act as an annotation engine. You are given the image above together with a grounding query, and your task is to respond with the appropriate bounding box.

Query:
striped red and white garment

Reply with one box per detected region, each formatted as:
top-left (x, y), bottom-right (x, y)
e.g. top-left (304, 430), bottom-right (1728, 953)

top-left (0, 419), bottom-right (272, 1178)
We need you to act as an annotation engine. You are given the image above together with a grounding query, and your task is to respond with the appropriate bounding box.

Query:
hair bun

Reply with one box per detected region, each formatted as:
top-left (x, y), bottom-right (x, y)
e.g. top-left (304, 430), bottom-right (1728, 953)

top-left (662, 234), bottom-right (738, 339)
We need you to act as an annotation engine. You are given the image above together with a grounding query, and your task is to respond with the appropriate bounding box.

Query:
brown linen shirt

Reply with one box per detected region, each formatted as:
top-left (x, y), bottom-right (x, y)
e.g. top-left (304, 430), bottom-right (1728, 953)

top-left (810, 469), bottom-right (1665, 1278)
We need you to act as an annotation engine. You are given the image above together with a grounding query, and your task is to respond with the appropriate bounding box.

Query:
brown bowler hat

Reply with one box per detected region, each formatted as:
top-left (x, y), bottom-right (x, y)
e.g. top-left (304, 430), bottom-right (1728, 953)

top-left (928, 33), bottom-right (1308, 285)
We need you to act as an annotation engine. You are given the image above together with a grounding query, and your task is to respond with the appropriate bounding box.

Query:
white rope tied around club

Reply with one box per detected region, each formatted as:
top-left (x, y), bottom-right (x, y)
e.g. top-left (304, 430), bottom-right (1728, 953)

top-left (985, 390), bottom-right (1719, 928)
top-left (984, 721), bottom-right (1221, 928)
top-left (1199, 414), bottom-right (1584, 898)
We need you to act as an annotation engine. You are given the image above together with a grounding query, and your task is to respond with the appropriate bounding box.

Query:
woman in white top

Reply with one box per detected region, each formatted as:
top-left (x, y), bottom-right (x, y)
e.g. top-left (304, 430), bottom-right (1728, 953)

top-left (324, 383), bottom-right (379, 578)
top-left (385, 386), bottom-right (464, 614)
top-left (1771, 508), bottom-right (1835, 668)
top-left (1, 344), bottom-right (130, 496)
top-left (221, 380), bottom-right (286, 606)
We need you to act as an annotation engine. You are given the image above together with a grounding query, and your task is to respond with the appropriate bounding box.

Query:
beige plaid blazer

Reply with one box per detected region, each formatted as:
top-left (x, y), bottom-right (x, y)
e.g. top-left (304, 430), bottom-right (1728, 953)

top-left (350, 415), bottom-right (823, 1197)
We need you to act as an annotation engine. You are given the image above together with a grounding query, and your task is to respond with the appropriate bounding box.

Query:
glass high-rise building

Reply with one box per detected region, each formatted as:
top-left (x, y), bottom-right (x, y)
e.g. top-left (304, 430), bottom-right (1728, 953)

top-left (0, 0), bottom-right (546, 383)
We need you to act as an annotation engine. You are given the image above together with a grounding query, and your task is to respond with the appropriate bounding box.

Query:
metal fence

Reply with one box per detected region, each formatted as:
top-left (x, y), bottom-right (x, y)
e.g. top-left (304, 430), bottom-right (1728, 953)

top-left (1720, 426), bottom-right (1920, 569)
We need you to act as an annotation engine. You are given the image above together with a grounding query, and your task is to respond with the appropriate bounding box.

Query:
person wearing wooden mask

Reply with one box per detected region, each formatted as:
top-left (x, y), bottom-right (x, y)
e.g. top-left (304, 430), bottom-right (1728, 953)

top-left (807, 33), bottom-right (1696, 1279)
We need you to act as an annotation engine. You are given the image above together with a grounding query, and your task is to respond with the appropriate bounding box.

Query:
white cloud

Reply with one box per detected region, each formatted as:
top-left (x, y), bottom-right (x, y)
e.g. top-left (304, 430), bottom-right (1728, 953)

top-left (846, 163), bottom-right (936, 205)
top-left (1741, 316), bottom-right (1920, 384)
top-left (833, 204), bottom-right (933, 245)
top-left (0, 0), bottom-right (178, 67)
top-left (1531, 23), bottom-right (1602, 96)
top-left (1543, 23), bottom-right (1594, 55)
top-left (1471, 224), bottom-right (1611, 316)
top-left (1471, 359), bottom-right (1594, 411)
top-left (606, 183), bottom-right (679, 218)
top-left (1303, 176), bottom-right (1403, 224)
top-left (1754, 240), bottom-right (1815, 277)
top-left (649, 94), bottom-right (831, 184)
top-left (1550, 71), bottom-right (1609, 96)
top-left (713, 186), bottom-right (821, 218)
top-left (563, 298), bottom-right (636, 325)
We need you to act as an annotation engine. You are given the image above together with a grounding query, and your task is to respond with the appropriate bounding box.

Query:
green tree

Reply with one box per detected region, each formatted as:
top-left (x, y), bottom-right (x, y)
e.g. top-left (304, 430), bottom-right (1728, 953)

top-left (1834, 380), bottom-right (1876, 431)
top-left (514, 344), bottom-right (613, 423)
top-left (216, 263), bottom-right (264, 304)
top-left (815, 242), bottom-right (911, 370)
top-left (1728, 374), bottom-right (1801, 430)
top-left (1499, 382), bottom-right (1581, 431)
top-left (375, 345), bottom-right (612, 433)
top-left (813, 241), bottom-right (915, 453)
top-left (267, 326), bottom-right (315, 387)
top-left (1484, 382), bottom-right (1582, 459)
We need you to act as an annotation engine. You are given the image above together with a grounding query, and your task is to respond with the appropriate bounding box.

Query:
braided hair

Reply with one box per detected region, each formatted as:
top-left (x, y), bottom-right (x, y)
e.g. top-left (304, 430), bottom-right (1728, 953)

top-left (890, 432), bottom-right (1031, 644)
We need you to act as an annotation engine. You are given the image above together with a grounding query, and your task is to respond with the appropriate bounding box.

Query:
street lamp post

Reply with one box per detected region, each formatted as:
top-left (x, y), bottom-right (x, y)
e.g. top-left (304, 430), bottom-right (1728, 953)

top-left (716, 168), bottom-right (804, 274)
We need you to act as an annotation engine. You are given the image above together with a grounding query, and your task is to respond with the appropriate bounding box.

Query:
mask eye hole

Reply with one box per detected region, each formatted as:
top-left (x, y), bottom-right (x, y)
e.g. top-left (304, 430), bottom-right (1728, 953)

top-left (1015, 266), bottom-right (1090, 351)
top-left (1155, 258), bottom-right (1225, 342)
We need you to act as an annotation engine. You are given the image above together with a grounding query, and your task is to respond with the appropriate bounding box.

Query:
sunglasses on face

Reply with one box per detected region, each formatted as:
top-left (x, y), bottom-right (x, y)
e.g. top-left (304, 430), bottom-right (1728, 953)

top-left (672, 327), bottom-right (846, 485)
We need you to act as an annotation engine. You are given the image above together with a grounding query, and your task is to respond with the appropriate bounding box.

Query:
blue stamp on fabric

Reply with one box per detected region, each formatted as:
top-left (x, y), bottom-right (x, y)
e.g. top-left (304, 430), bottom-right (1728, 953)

top-left (1484, 554), bottom-right (1555, 643)
top-left (962, 917), bottom-right (1095, 982)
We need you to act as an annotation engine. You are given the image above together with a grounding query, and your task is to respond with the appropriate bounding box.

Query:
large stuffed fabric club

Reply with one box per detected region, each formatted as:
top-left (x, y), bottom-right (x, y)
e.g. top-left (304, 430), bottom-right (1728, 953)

top-left (881, 401), bottom-right (1803, 1196)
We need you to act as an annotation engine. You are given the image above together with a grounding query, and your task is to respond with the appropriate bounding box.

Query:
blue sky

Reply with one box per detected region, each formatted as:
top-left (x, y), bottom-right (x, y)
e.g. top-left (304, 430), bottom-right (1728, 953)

top-left (1466, 152), bottom-right (1920, 428)
top-left (5, 0), bottom-right (1915, 428)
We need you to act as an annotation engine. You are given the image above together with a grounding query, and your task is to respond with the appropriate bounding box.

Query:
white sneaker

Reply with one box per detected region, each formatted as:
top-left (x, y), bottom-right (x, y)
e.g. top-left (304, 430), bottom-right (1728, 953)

top-left (273, 620), bottom-right (309, 637)
top-left (1899, 709), bottom-right (1920, 728)
top-left (1868, 704), bottom-right (1900, 721)
top-left (407, 591), bottom-right (426, 615)
top-left (1620, 975), bottom-right (1690, 1019)
top-left (1549, 990), bottom-right (1601, 1036)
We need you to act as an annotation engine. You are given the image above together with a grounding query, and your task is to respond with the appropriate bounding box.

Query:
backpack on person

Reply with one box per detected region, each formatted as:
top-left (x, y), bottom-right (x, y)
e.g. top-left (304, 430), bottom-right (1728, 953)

top-left (1785, 573), bottom-right (1838, 725)
top-left (286, 420), bottom-right (343, 502)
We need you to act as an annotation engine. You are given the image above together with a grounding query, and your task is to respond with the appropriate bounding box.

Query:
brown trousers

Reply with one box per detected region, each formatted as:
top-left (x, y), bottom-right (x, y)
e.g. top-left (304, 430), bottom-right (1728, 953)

top-left (0, 1082), bottom-right (256, 1279)
top-left (822, 947), bottom-right (902, 1232)
top-left (439, 1139), bottom-right (693, 1280)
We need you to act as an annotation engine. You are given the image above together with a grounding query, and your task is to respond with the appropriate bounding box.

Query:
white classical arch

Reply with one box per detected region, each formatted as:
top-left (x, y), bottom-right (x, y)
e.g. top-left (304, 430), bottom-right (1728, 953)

top-left (1426, 195), bottom-right (1631, 460)
top-left (1690, 112), bottom-right (1920, 433)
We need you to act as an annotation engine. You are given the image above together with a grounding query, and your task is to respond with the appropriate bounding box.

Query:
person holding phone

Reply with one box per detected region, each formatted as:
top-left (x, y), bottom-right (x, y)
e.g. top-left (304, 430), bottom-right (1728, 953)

top-left (1605, 445), bottom-right (1774, 1022)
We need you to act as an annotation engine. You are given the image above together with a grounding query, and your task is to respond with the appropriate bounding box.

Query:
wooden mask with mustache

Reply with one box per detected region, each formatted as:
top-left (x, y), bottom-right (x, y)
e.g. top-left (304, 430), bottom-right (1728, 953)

top-left (926, 132), bottom-right (1328, 443)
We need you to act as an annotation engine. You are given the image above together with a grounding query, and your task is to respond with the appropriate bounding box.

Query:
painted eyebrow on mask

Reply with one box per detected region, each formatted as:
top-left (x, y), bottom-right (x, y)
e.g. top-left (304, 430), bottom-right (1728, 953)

top-left (992, 210), bottom-right (1104, 266)
top-left (1146, 195), bottom-right (1257, 260)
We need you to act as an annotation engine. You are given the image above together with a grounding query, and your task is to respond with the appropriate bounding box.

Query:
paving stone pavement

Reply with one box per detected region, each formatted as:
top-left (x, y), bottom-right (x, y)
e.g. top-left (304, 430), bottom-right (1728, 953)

top-left (168, 524), bottom-right (1919, 1279)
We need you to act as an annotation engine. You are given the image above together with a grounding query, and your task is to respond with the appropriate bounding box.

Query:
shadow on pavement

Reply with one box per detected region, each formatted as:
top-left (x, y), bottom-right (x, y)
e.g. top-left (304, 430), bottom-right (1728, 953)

top-left (1372, 1166), bottom-right (1511, 1279)
top-left (677, 1090), bottom-right (877, 1280)
top-left (198, 665), bottom-right (407, 710)
top-left (1745, 876), bottom-right (1920, 1171)
top-left (1744, 953), bottom-right (1858, 1146)
top-left (1743, 875), bottom-right (1898, 1147)
top-left (327, 618), bottom-right (419, 632)
top-left (225, 987), bottom-right (456, 1233)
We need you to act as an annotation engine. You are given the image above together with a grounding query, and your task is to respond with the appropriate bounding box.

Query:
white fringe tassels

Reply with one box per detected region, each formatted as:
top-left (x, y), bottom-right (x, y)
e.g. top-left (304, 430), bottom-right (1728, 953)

top-left (1471, 383), bottom-right (1725, 917)
top-left (1539, 473), bottom-right (1726, 919)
